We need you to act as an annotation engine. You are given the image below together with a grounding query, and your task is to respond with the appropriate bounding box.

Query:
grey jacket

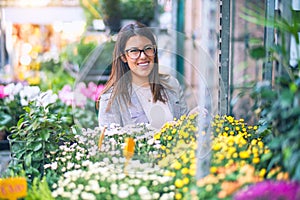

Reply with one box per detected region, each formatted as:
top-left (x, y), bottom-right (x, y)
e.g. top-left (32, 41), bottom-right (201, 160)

top-left (98, 75), bottom-right (188, 127)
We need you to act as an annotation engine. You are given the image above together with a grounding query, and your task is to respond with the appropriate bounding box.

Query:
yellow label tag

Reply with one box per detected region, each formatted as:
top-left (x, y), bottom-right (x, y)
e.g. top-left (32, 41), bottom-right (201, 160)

top-left (0, 177), bottom-right (27, 200)
top-left (123, 137), bottom-right (135, 159)
top-left (98, 127), bottom-right (106, 150)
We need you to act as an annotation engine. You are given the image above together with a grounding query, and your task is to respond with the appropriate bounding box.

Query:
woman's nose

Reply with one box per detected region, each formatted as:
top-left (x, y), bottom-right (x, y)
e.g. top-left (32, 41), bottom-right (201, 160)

top-left (139, 51), bottom-right (147, 58)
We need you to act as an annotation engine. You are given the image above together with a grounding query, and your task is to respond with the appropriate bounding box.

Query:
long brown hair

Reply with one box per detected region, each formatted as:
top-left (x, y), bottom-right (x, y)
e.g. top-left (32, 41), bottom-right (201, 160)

top-left (97, 22), bottom-right (167, 111)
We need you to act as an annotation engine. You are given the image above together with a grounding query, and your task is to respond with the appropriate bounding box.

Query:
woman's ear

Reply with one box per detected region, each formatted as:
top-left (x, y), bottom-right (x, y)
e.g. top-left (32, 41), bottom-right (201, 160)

top-left (121, 55), bottom-right (127, 63)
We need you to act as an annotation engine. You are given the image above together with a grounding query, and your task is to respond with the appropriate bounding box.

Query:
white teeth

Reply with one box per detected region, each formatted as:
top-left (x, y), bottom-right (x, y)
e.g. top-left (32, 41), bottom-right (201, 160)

top-left (138, 62), bottom-right (148, 66)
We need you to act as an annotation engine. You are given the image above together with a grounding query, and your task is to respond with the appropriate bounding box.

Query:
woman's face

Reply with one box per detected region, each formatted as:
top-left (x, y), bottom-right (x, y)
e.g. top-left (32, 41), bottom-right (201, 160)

top-left (123, 35), bottom-right (155, 86)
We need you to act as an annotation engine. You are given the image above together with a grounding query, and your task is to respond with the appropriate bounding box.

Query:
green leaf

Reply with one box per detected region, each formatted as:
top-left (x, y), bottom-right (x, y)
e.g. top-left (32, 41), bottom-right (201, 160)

top-left (25, 154), bottom-right (32, 167)
top-left (267, 154), bottom-right (282, 171)
top-left (41, 131), bottom-right (50, 141)
top-left (261, 152), bottom-right (272, 162)
top-left (33, 143), bottom-right (43, 151)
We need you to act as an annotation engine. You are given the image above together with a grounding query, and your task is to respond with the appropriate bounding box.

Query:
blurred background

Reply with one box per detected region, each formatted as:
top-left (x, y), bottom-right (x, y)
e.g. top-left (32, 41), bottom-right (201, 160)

top-left (0, 0), bottom-right (299, 125)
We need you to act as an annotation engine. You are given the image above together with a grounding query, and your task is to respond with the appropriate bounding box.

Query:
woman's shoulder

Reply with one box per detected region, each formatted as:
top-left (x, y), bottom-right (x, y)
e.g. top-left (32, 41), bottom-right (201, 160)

top-left (100, 87), bottom-right (113, 101)
top-left (159, 73), bottom-right (181, 89)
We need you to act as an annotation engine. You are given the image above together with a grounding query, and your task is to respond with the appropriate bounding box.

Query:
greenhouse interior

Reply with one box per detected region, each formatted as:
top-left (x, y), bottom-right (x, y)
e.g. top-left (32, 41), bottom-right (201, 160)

top-left (0, 0), bottom-right (300, 199)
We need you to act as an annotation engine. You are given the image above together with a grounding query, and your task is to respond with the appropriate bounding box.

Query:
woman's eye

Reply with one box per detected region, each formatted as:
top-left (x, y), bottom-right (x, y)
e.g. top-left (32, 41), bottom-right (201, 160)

top-left (129, 49), bottom-right (139, 53)
top-left (145, 47), bottom-right (153, 51)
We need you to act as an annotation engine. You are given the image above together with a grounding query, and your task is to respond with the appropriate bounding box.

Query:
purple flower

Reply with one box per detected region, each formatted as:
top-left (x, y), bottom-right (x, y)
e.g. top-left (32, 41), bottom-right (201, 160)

top-left (234, 180), bottom-right (300, 200)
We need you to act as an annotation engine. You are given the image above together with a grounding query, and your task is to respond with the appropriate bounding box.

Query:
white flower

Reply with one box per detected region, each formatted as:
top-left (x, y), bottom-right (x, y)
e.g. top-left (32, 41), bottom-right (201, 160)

top-left (51, 162), bottom-right (57, 170)
top-left (52, 191), bottom-right (58, 198)
top-left (67, 182), bottom-right (76, 189)
top-left (138, 186), bottom-right (149, 195)
top-left (152, 193), bottom-right (160, 199)
top-left (44, 164), bottom-right (51, 169)
top-left (81, 192), bottom-right (96, 200)
top-left (19, 85), bottom-right (40, 106)
top-left (67, 162), bottom-right (74, 170)
top-left (52, 183), bottom-right (57, 189)
top-left (119, 183), bottom-right (128, 190)
top-left (61, 191), bottom-right (72, 198)
top-left (36, 90), bottom-right (58, 108)
top-left (85, 185), bottom-right (91, 191)
top-left (75, 164), bottom-right (81, 169)
top-left (77, 184), bottom-right (84, 190)
top-left (118, 190), bottom-right (130, 199)
top-left (110, 183), bottom-right (118, 195)
top-left (141, 194), bottom-right (152, 200)
top-left (4, 83), bottom-right (23, 97)
top-left (147, 138), bottom-right (154, 145)
top-left (128, 186), bottom-right (135, 194)
top-left (133, 179), bottom-right (141, 185)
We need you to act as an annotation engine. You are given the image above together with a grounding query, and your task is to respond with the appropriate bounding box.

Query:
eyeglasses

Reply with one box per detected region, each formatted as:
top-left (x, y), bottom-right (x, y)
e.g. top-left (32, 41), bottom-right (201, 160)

top-left (125, 45), bottom-right (156, 59)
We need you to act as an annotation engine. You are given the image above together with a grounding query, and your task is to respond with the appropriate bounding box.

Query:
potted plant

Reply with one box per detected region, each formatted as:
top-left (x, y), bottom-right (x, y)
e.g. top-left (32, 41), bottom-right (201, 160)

top-left (120, 0), bottom-right (156, 26)
top-left (7, 90), bottom-right (74, 179)
top-left (98, 0), bottom-right (121, 33)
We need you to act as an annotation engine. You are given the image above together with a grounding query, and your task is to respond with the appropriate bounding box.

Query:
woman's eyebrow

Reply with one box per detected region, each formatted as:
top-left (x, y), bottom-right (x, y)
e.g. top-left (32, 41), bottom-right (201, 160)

top-left (126, 44), bottom-right (153, 49)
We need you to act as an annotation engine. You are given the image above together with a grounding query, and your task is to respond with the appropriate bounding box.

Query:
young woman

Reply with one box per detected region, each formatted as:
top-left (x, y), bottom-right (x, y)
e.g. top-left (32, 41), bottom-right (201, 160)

top-left (98, 22), bottom-right (188, 128)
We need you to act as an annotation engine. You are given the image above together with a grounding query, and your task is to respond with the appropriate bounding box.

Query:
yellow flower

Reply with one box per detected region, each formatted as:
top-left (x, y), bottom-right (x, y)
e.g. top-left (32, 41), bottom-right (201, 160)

top-left (183, 177), bottom-right (190, 185)
top-left (175, 192), bottom-right (182, 199)
top-left (183, 187), bottom-right (189, 193)
top-left (172, 129), bottom-right (177, 134)
top-left (252, 146), bottom-right (259, 153)
top-left (190, 163), bottom-right (196, 170)
top-left (253, 126), bottom-right (258, 130)
top-left (182, 132), bottom-right (189, 138)
top-left (189, 169), bottom-right (196, 176)
top-left (239, 151), bottom-right (250, 159)
top-left (173, 161), bottom-right (182, 170)
top-left (212, 143), bottom-right (222, 151)
top-left (167, 136), bottom-right (173, 140)
top-left (251, 139), bottom-right (257, 145)
top-left (164, 170), bottom-right (175, 177)
top-left (233, 152), bottom-right (238, 158)
top-left (161, 145), bottom-right (166, 150)
top-left (252, 157), bottom-right (260, 164)
top-left (181, 167), bottom-right (189, 174)
top-left (258, 141), bottom-right (264, 148)
top-left (175, 179), bottom-right (184, 188)
top-left (210, 166), bottom-right (218, 173)
top-left (259, 168), bottom-right (266, 177)
top-left (154, 134), bottom-right (161, 140)
top-left (180, 115), bottom-right (186, 121)
top-left (224, 127), bottom-right (230, 131)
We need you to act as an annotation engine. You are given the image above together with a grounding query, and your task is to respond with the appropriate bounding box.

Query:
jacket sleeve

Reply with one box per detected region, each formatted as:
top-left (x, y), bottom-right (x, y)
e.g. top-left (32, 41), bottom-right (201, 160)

top-left (164, 75), bottom-right (189, 118)
top-left (98, 93), bottom-right (122, 126)
top-left (176, 79), bottom-right (189, 116)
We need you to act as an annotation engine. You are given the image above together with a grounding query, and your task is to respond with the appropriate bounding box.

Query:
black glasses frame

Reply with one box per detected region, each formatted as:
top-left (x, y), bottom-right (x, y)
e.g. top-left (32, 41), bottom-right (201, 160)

top-left (125, 45), bottom-right (156, 59)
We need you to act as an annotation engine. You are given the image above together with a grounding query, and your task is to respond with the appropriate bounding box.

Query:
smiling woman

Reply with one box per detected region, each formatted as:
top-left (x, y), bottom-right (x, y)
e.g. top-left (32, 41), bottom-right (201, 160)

top-left (97, 22), bottom-right (189, 128)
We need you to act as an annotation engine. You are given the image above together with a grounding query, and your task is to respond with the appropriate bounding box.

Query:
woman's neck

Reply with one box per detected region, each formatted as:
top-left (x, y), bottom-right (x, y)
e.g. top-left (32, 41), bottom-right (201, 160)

top-left (132, 78), bottom-right (150, 87)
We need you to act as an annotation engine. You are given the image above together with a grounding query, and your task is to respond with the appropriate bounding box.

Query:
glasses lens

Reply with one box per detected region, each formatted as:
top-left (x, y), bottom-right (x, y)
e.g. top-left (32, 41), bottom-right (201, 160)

top-left (144, 46), bottom-right (155, 56)
top-left (127, 49), bottom-right (140, 59)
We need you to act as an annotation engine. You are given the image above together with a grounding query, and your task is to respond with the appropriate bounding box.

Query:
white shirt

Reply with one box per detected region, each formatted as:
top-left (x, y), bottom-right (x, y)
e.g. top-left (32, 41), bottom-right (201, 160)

top-left (132, 84), bottom-right (173, 128)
